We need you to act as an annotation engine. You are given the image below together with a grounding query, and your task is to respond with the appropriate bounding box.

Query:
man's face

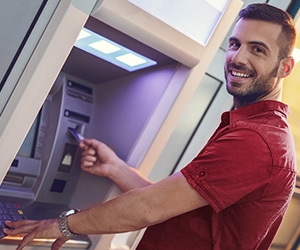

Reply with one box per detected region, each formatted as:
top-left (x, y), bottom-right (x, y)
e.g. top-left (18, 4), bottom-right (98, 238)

top-left (224, 18), bottom-right (283, 104)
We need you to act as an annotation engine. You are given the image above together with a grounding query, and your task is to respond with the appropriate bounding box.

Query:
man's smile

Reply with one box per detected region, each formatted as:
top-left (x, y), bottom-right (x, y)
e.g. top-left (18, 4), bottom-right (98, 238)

top-left (231, 70), bottom-right (251, 78)
top-left (227, 62), bottom-right (255, 81)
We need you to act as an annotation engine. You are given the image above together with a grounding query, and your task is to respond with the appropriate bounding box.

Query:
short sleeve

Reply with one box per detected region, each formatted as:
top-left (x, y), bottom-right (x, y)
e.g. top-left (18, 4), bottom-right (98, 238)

top-left (181, 128), bottom-right (272, 213)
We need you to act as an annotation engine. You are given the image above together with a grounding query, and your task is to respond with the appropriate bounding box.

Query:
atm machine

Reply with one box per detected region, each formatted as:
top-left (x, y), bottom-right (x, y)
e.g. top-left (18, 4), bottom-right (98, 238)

top-left (0, 0), bottom-right (242, 249)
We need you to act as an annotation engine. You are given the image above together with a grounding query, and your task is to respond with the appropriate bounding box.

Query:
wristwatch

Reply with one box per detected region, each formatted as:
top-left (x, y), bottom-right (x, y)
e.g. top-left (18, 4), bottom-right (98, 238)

top-left (59, 208), bottom-right (80, 237)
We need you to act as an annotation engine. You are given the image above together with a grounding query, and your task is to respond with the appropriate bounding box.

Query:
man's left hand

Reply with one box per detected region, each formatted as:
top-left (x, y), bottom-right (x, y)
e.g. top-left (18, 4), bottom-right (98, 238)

top-left (3, 219), bottom-right (70, 250)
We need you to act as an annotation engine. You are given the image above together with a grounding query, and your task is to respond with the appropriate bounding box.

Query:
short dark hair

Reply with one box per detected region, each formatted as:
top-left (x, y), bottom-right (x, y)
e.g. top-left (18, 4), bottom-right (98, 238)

top-left (238, 3), bottom-right (296, 59)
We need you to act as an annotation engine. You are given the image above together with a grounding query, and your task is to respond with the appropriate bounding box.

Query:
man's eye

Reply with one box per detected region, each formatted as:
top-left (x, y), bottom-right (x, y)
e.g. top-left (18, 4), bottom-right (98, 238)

top-left (229, 42), bottom-right (240, 48)
top-left (254, 47), bottom-right (264, 53)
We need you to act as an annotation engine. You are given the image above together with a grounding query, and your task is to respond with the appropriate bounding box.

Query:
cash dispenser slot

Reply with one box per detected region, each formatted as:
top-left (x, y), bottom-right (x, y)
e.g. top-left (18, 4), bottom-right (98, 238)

top-left (0, 155), bottom-right (41, 199)
top-left (3, 174), bottom-right (24, 185)
top-left (67, 89), bottom-right (93, 103)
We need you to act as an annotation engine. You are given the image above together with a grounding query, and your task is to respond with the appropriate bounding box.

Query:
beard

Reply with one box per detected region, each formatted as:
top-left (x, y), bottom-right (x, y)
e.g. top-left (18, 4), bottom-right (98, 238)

top-left (224, 62), bottom-right (279, 103)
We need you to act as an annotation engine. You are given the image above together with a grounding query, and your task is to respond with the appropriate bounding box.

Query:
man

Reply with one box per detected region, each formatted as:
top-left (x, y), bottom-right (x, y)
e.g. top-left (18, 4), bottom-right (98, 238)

top-left (4, 3), bottom-right (297, 250)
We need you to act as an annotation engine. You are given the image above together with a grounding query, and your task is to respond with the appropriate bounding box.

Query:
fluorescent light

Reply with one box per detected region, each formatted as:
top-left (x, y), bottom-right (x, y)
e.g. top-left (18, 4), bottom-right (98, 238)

top-left (89, 40), bottom-right (121, 54)
top-left (74, 28), bottom-right (157, 72)
top-left (77, 30), bottom-right (91, 40)
top-left (116, 53), bottom-right (147, 67)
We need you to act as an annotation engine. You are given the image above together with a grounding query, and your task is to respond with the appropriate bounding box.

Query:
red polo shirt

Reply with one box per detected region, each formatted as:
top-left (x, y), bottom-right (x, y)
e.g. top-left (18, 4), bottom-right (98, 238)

top-left (137, 100), bottom-right (296, 250)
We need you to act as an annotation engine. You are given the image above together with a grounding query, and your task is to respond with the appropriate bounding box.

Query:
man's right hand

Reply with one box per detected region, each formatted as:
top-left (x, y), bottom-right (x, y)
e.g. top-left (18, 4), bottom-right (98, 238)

top-left (79, 138), bottom-right (153, 192)
top-left (79, 139), bottom-right (121, 178)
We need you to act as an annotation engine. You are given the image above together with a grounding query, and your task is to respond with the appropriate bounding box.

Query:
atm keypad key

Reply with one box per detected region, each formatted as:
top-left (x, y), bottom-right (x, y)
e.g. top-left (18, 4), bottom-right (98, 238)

top-left (0, 208), bottom-right (7, 214)
top-left (0, 214), bottom-right (12, 220)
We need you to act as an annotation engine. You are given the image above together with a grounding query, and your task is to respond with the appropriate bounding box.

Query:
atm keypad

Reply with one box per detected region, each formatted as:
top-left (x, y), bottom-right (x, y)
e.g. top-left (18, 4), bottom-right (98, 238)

top-left (0, 202), bottom-right (26, 238)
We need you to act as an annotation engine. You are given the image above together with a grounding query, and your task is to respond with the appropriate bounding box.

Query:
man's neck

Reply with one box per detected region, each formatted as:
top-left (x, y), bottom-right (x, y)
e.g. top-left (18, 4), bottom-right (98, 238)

top-left (234, 86), bottom-right (283, 110)
top-left (233, 96), bottom-right (282, 110)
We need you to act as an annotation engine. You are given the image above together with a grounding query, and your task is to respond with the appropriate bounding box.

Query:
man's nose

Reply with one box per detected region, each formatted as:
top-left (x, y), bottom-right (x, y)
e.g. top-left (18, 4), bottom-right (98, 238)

top-left (231, 47), bottom-right (248, 65)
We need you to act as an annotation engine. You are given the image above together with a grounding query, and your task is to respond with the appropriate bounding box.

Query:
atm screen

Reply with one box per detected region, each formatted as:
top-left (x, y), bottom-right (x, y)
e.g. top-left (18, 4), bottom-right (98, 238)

top-left (17, 112), bottom-right (41, 158)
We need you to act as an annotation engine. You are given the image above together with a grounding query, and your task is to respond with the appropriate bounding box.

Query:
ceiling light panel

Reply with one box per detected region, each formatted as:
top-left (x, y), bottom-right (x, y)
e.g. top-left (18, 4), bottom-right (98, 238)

top-left (74, 28), bottom-right (157, 72)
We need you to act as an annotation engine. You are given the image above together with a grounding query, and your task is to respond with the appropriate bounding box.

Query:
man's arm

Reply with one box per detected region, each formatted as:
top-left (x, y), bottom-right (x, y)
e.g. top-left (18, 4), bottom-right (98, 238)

top-left (79, 139), bottom-right (153, 192)
top-left (5, 171), bottom-right (208, 250)
top-left (67, 172), bottom-right (208, 234)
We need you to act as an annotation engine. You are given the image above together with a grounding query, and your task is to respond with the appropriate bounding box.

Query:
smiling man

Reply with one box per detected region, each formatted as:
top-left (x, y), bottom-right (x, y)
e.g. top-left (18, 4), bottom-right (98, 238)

top-left (225, 5), bottom-right (295, 110)
top-left (4, 3), bottom-right (297, 250)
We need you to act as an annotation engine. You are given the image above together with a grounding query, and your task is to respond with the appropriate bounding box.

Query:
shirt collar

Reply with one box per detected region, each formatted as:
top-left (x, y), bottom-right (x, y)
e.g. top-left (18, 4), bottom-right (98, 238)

top-left (221, 100), bottom-right (290, 125)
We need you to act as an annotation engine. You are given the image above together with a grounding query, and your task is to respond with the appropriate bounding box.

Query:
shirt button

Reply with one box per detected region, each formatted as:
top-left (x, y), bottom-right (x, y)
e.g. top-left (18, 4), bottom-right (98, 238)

top-left (199, 170), bottom-right (206, 177)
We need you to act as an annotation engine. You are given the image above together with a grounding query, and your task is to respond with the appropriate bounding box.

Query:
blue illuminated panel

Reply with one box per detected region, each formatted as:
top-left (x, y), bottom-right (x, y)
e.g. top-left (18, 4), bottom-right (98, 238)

top-left (74, 28), bottom-right (157, 72)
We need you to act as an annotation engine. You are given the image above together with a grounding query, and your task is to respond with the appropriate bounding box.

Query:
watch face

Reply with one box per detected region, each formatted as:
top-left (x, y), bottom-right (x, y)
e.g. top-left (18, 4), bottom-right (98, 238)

top-left (65, 209), bottom-right (76, 216)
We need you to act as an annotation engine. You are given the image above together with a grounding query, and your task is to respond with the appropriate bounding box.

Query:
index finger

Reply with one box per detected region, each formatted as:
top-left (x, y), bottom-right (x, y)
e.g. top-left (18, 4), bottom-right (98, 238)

top-left (79, 142), bottom-right (87, 150)
top-left (79, 139), bottom-right (95, 149)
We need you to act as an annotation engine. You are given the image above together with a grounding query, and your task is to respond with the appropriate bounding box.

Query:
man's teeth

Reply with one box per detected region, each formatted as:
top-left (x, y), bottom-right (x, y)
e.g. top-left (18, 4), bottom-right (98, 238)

top-left (232, 71), bottom-right (250, 78)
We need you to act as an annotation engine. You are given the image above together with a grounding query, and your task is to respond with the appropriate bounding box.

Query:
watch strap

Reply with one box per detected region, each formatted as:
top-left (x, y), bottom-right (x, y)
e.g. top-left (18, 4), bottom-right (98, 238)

top-left (59, 208), bottom-right (80, 237)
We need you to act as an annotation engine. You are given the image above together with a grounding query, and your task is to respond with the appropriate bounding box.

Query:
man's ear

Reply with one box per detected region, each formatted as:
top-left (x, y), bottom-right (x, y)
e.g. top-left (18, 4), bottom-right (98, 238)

top-left (278, 56), bottom-right (295, 78)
